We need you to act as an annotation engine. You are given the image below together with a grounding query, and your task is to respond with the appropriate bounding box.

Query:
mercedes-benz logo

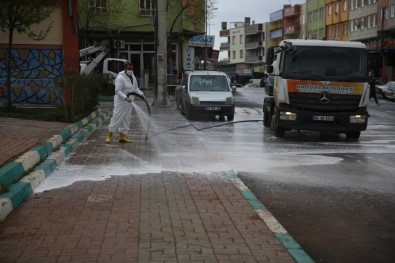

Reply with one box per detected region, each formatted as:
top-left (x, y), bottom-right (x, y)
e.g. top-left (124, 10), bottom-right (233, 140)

top-left (318, 92), bottom-right (331, 104)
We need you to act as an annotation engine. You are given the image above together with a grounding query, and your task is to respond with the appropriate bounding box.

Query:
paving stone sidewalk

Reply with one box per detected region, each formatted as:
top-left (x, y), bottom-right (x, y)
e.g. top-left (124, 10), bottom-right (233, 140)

top-left (0, 171), bottom-right (295, 263)
top-left (0, 118), bottom-right (70, 166)
top-left (0, 95), bottom-right (312, 262)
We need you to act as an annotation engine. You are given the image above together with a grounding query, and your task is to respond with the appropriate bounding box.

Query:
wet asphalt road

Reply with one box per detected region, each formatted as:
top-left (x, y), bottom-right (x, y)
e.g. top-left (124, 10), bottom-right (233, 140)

top-left (29, 86), bottom-right (395, 262)
top-left (234, 87), bottom-right (395, 263)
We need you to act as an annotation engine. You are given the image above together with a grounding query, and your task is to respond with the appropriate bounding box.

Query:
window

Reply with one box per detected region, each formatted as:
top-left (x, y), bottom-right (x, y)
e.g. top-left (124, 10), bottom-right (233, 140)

top-left (89, 0), bottom-right (108, 13)
top-left (232, 50), bottom-right (236, 59)
top-left (240, 35), bottom-right (243, 44)
top-left (328, 5), bottom-right (332, 16)
top-left (355, 19), bottom-right (360, 31)
top-left (368, 14), bottom-right (377, 28)
top-left (232, 36), bottom-right (236, 45)
top-left (373, 14), bottom-right (377, 27)
top-left (140, 0), bottom-right (155, 16)
top-left (361, 17), bottom-right (365, 30)
top-left (391, 5), bottom-right (395, 18)
top-left (240, 50), bottom-right (243, 59)
top-left (343, 0), bottom-right (347, 11)
top-left (335, 3), bottom-right (339, 14)
top-left (381, 7), bottom-right (388, 20)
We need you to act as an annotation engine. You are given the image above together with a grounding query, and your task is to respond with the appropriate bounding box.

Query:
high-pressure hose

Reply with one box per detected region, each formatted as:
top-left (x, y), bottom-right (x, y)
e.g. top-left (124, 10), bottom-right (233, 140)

top-left (127, 92), bottom-right (151, 140)
top-left (126, 91), bottom-right (262, 141)
top-left (145, 119), bottom-right (263, 141)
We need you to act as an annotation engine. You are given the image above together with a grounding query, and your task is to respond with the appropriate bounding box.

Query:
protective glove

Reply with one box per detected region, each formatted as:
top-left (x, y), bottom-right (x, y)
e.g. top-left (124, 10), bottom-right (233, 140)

top-left (125, 97), bottom-right (132, 103)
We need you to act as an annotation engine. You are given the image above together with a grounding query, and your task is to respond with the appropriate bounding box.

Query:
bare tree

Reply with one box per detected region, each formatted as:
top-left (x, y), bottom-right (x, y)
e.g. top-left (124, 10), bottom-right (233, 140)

top-left (78, 0), bottom-right (128, 48)
top-left (166, 0), bottom-right (218, 73)
top-left (0, 0), bottom-right (60, 109)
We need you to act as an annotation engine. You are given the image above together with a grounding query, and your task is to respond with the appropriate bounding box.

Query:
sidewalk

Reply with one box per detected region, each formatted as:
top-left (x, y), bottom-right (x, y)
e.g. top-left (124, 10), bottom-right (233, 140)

top-left (0, 118), bottom-right (71, 166)
top-left (0, 93), bottom-right (313, 262)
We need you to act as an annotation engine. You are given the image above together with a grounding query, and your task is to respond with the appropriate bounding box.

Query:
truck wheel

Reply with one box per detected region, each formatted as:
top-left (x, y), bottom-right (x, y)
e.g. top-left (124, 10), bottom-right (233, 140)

top-left (273, 126), bottom-right (285, 137)
top-left (346, 131), bottom-right (360, 140)
top-left (263, 107), bottom-right (271, 127)
top-left (271, 114), bottom-right (285, 137)
top-left (227, 113), bottom-right (234, 121)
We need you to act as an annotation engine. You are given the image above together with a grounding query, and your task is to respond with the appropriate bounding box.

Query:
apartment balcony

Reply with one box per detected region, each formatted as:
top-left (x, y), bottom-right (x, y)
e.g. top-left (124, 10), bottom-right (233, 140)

top-left (245, 24), bottom-right (263, 35)
top-left (270, 28), bottom-right (283, 39)
top-left (284, 5), bottom-right (301, 18)
top-left (220, 42), bottom-right (230, 51)
top-left (245, 41), bottom-right (262, 49)
top-left (284, 24), bottom-right (301, 36)
top-left (220, 29), bottom-right (230, 37)
top-left (245, 55), bottom-right (263, 63)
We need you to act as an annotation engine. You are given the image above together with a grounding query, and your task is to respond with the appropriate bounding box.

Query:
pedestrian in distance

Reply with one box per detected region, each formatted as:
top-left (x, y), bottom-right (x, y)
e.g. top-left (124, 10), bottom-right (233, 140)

top-left (105, 61), bottom-right (145, 143)
top-left (368, 70), bottom-right (380, 106)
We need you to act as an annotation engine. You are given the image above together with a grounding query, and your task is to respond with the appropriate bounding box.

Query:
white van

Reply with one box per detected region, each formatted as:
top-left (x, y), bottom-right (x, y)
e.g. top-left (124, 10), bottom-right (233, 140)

top-left (180, 71), bottom-right (235, 121)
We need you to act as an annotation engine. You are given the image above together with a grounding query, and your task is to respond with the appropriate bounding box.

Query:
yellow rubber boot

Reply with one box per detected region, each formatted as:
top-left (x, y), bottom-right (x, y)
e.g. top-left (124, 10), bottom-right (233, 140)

top-left (105, 132), bottom-right (113, 143)
top-left (119, 133), bottom-right (131, 143)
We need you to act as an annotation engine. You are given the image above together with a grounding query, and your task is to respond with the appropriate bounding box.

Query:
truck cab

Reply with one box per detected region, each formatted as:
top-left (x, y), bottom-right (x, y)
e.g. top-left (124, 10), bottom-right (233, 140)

top-left (263, 39), bottom-right (370, 140)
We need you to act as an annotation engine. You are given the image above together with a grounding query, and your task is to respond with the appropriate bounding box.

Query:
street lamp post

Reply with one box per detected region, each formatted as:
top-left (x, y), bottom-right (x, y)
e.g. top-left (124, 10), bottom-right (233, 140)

top-left (204, 2), bottom-right (217, 70)
top-left (204, 0), bottom-right (208, 70)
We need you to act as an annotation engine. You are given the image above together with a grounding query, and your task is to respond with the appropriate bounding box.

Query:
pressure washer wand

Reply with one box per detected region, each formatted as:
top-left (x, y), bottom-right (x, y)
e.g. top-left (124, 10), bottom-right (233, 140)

top-left (127, 92), bottom-right (152, 141)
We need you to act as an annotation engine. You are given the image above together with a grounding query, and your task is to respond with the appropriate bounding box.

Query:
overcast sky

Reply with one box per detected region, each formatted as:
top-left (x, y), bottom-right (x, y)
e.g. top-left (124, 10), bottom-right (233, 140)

top-left (210, 0), bottom-right (306, 58)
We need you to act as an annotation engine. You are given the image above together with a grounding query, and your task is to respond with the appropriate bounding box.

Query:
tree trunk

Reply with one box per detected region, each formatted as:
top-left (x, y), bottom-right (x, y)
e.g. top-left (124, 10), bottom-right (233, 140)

top-left (5, 28), bottom-right (14, 109)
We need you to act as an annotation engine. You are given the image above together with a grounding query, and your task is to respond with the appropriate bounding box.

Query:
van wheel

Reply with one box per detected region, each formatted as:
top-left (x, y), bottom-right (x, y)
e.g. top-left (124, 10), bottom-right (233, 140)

top-left (346, 131), bottom-right (360, 140)
top-left (186, 104), bottom-right (194, 120)
top-left (263, 107), bottom-right (271, 127)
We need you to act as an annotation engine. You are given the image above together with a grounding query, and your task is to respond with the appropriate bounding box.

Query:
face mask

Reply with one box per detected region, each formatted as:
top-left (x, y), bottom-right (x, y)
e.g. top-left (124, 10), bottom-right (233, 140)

top-left (126, 70), bottom-right (133, 76)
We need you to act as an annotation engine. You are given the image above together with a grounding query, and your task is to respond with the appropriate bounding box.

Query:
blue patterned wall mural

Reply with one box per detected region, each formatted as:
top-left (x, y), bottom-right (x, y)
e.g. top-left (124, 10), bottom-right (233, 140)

top-left (0, 48), bottom-right (64, 106)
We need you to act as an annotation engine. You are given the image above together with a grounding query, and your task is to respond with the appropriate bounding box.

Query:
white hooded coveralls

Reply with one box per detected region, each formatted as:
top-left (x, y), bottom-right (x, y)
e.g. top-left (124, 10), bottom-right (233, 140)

top-left (108, 71), bottom-right (144, 134)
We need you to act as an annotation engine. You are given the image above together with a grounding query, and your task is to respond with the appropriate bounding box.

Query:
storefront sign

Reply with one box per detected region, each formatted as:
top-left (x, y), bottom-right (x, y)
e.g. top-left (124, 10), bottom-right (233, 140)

top-left (183, 47), bottom-right (195, 71)
top-left (382, 39), bottom-right (395, 49)
top-left (189, 35), bottom-right (215, 47)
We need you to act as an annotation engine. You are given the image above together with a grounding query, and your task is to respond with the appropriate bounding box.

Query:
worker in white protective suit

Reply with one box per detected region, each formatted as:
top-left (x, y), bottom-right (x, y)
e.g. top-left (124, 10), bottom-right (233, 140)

top-left (105, 62), bottom-right (145, 143)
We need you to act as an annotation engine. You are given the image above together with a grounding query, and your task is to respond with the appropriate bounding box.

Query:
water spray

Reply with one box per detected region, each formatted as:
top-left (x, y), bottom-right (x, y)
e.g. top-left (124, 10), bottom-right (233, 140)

top-left (127, 92), bottom-right (151, 141)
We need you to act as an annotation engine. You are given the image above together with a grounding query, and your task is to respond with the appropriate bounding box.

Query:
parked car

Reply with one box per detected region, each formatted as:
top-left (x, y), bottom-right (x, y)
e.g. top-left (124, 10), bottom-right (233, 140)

top-left (180, 71), bottom-right (235, 121)
top-left (376, 81), bottom-right (395, 101)
top-left (247, 78), bottom-right (261, 87)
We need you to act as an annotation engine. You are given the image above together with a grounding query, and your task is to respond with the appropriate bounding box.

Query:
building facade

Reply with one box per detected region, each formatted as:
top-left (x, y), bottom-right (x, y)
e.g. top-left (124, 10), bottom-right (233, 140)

top-left (79, 0), bottom-right (207, 88)
top-left (325, 0), bottom-right (350, 40)
top-left (0, 1), bottom-right (79, 106)
top-left (218, 17), bottom-right (265, 83)
top-left (306, 0), bottom-right (326, 39)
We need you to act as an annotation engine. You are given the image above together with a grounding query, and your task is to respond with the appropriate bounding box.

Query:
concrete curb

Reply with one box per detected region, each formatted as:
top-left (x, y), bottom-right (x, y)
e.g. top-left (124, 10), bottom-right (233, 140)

top-left (225, 170), bottom-right (315, 263)
top-left (0, 109), bottom-right (111, 222)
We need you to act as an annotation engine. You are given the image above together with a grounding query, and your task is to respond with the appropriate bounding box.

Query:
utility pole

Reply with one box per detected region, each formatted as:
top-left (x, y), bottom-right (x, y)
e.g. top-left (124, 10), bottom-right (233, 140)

top-left (154, 0), bottom-right (169, 106)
